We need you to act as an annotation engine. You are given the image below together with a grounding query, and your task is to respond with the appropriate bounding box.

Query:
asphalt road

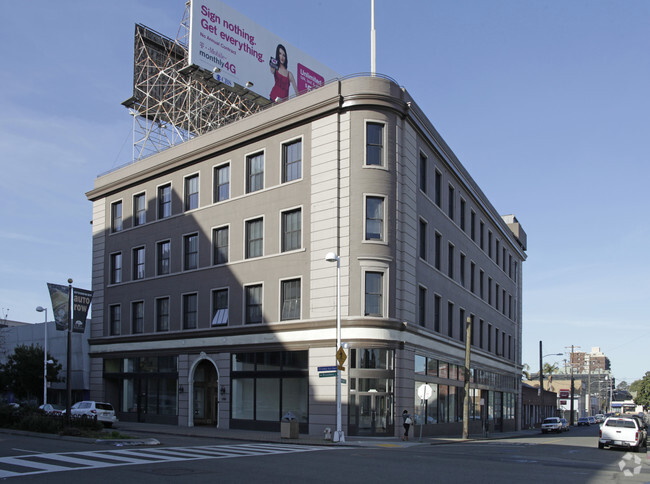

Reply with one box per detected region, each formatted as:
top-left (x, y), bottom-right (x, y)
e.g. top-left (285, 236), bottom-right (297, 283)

top-left (0, 425), bottom-right (647, 483)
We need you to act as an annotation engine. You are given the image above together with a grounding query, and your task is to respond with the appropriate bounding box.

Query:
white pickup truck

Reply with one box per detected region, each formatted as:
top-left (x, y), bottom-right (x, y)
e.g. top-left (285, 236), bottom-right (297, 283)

top-left (598, 415), bottom-right (647, 452)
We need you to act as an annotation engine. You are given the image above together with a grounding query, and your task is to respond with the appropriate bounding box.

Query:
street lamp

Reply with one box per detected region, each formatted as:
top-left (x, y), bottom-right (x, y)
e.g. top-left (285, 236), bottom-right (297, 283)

top-left (35, 306), bottom-right (48, 406)
top-left (325, 251), bottom-right (344, 443)
top-left (539, 341), bottom-right (562, 422)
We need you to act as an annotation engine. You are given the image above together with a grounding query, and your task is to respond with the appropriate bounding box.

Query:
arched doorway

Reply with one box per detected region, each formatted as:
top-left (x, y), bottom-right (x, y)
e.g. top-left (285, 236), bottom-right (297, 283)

top-left (192, 360), bottom-right (219, 426)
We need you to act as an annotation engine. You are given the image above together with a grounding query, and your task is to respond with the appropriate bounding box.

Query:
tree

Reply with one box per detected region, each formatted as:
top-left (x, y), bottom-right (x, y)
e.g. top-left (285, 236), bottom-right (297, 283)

top-left (616, 380), bottom-right (629, 392)
top-left (0, 344), bottom-right (62, 404)
top-left (629, 378), bottom-right (642, 394)
top-left (522, 363), bottom-right (531, 380)
top-left (633, 372), bottom-right (650, 410)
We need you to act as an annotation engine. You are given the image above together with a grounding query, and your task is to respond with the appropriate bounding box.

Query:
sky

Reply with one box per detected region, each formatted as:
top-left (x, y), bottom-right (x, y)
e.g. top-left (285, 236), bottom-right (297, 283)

top-left (1, 1), bottom-right (648, 385)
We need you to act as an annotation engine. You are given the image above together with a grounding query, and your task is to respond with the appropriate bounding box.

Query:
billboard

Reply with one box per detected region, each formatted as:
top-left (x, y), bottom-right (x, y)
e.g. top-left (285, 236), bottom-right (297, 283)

top-left (189, 1), bottom-right (339, 103)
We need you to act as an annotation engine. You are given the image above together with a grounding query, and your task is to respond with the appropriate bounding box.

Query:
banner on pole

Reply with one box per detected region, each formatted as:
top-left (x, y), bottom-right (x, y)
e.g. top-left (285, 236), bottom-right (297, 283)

top-left (47, 283), bottom-right (70, 331)
top-left (72, 287), bottom-right (92, 333)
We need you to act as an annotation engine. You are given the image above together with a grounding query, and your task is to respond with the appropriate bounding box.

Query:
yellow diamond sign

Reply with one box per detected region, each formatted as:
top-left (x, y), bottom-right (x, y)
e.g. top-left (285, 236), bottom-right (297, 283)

top-left (336, 347), bottom-right (347, 368)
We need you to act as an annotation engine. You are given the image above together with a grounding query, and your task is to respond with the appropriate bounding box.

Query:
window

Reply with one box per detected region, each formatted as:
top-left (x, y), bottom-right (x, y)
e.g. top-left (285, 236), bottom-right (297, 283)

top-left (479, 319), bottom-right (484, 348)
top-left (434, 295), bottom-right (441, 332)
top-left (212, 289), bottom-right (229, 326)
top-left (281, 209), bottom-right (301, 252)
top-left (460, 199), bottom-right (466, 231)
top-left (364, 271), bottom-right (383, 317)
top-left (157, 240), bottom-right (171, 275)
top-left (447, 302), bottom-right (454, 337)
top-left (435, 170), bottom-right (442, 207)
top-left (133, 193), bottom-right (146, 226)
top-left (282, 139), bottom-right (302, 182)
top-left (460, 253), bottom-right (466, 287)
top-left (418, 286), bottom-right (426, 327)
top-left (496, 283), bottom-right (500, 310)
top-left (488, 231), bottom-right (493, 258)
top-left (448, 185), bottom-right (455, 220)
top-left (480, 221), bottom-right (485, 250)
top-left (184, 174), bottom-right (199, 211)
top-left (459, 308), bottom-right (465, 342)
top-left (435, 233), bottom-right (442, 270)
top-left (419, 219), bottom-right (427, 260)
top-left (496, 240), bottom-right (500, 265)
top-left (419, 153), bottom-right (427, 193)
top-left (246, 152), bottom-right (264, 193)
top-left (158, 184), bottom-right (172, 219)
top-left (366, 122), bottom-right (384, 166)
top-left (448, 244), bottom-right (454, 279)
top-left (365, 196), bottom-right (384, 241)
top-left (214, 164), bottom-right (230, 202)
top-left (480, 270), bottom-right (485, 299)
top-left (110, 253), bottom-right (122, 284)
top-left (470, 262), bottom-right (476, 293)
top-left (281, 279), bottom-right (301, 320)
top-left (183, 293), bottom-right (198, 329)
top-left (245, 284), bottom-right (263, 324)
top-left (156, 297), bottom-right (170, 332)
top-left (111, 201), bottom-right (123, 232)
top-left (184, 233), bottom-right (198, 270)
top-left (471, 211), bottom-right (476, 241)
top-left (213, 226), bottom-right (229, 265)
top-left (488, 277), bottom-right (493, 305)
top-left (132, 301), bottom-right (144, 334)
top-left (133, 247), bottom-right (145, 280)
top-left (488, 324), bottom-right (493, 352)
top-left (246, 218), bottom-right (263, 258)
top-left (109, 304), bottom-right (121, 336)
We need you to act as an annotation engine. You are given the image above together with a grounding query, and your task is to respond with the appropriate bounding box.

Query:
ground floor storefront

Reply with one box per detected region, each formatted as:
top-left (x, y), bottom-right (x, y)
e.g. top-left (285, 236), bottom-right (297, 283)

top-left (94, 343), bottom-right (519, 437)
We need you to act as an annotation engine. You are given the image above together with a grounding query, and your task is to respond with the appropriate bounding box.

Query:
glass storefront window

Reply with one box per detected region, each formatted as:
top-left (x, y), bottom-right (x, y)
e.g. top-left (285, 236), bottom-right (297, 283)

top-left (124, 358), bottom-right (135, 372)
top-left (256, 378), bottom-right (280, 420)
top-left (232, 378), bottom-right (254, 419)
top-left (282, 377), bottom-right (308, 422)
top-left (160, 378), bottom-right (178, 415)
top-left (427, 358), bottom-right (438, 377)
top-left (283, 351), bottom-right (308, 370)
top-left (232, 353), bottom-right (255, 371)
top-left (140, 357), bottom-right (157, 373)
top-left (448, 364), bottom-right (457, 380)
top-left (159, 356), bottom-right (177, 372)
top-left (359, 349), bottom-right (393, 369)
top-left (257, 352), bottom-right (282, 371)
top-left (104, 359), bottom-right (121, 373)
top-left (439, 361), bottom-right (448, 379)
top-left (357, 378), bottom-right (393, 393)
top-left (415, 355), bottom-right (426, 375)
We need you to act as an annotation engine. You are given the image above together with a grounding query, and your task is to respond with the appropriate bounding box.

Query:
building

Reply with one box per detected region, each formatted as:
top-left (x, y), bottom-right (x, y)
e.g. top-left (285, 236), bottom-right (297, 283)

top-left (0, 320), bottom-right (89, 405)
top-left (570, 347), bottom-right (611, 373)
top-left (86, 76), bottom-right (527, 437)
top-left (521, 382), bottom-right (557, 429)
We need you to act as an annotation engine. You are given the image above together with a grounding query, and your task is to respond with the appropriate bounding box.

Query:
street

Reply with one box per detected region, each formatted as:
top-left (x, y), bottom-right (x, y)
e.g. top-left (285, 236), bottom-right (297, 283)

top-left (0, 425), bottom-right (647, 483)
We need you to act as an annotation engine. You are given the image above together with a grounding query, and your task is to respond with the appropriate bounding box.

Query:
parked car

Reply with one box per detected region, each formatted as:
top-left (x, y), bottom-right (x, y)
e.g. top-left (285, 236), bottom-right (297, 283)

top-left (594, 414), bottom-right (605, 423)
top-left (560, 418), bottom-right (570, 431)
top-left (38, 403), bottom-right (64, 415)
top-left (64, 401), bottom-right (117, 427)
top-left (599, 415), bottom-right (647, 452)
top-left (577, 417), bottom-right (590, 426)
top-left (588, 416), bottom-right (596, 425)
top-left (541, 417), bottom-right (565, 433)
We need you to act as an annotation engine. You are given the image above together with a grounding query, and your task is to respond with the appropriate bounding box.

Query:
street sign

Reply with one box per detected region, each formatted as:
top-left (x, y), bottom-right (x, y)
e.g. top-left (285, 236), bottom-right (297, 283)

top-left (317, 366), bottom-right (337, 372)
top-left (319, 372), bottom-right (337, 378)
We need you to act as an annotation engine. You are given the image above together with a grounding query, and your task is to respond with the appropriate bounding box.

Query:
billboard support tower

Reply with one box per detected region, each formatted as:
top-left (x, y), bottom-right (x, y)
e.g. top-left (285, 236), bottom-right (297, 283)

top-left (122, 4), bottom-right (269, 162)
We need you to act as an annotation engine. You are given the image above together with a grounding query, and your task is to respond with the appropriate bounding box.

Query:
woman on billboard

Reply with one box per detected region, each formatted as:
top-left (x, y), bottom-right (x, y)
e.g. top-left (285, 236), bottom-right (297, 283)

top-left (269, 44), bottom-right (297, 102)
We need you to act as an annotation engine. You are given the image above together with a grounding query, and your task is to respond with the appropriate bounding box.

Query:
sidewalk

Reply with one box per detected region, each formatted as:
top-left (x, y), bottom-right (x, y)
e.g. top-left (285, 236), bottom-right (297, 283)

top-left (109, 421), bottom-right (541, 448)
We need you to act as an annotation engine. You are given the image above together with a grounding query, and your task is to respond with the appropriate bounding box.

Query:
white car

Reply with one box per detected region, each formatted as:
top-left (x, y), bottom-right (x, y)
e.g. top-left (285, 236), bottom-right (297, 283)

top-left (541, 417), bottom-right (565, 433)
top-left (68, 401), bottom-right (117, 427)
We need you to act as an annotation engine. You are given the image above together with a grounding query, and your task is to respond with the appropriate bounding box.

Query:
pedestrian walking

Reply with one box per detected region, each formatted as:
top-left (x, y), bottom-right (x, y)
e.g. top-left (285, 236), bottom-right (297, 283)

top-left (402, 409), bottom-right (412, 441)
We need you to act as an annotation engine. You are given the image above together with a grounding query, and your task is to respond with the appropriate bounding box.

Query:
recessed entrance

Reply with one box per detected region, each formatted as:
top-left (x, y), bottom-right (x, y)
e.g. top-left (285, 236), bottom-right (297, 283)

top-left (192, 360), bottom-right (218, 426)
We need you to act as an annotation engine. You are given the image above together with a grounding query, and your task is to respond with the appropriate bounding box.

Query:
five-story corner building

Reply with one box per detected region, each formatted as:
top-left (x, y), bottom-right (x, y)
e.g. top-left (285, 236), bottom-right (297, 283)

top-left (86, 75), bottom-right (527, 437)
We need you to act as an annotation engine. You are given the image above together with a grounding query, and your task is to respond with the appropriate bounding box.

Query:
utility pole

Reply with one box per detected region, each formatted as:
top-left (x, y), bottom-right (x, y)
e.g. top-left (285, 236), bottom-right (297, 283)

top-left (565, 345), bottom-right (580, 425)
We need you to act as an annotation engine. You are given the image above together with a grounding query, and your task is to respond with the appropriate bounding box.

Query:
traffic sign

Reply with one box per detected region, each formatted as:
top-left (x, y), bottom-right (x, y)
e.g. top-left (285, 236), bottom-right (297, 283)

top-left (336, 347), bottom-right (347, 366)
top-left (317, 366), bottom-right (337, 372)
top-left (319, 372), bottom-right (337, 378)
top-left (418, 383), bottom-right (433, 400)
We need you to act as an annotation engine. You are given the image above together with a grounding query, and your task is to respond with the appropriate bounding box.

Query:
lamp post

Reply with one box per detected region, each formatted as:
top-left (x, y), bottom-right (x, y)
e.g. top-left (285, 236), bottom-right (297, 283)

top-left (325, 252), bottom-right (344, 443)
top-left (539, 341), bottom-right (562, 422)
top-left (35, 306), bottom-right (48, 406)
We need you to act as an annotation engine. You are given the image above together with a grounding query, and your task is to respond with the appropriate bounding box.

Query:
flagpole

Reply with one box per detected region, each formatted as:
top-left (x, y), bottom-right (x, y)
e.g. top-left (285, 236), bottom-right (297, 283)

top-left (66, 278), bottom-right (73, 425)
top-left (370, 0), bottom-right (376, 75)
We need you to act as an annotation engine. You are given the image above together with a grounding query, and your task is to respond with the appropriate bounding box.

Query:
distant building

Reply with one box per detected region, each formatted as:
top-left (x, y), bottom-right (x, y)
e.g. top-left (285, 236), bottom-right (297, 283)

top-left (0, 321), bottom-right (89, 405)
top-left (570, 347), bottom-right (610, 373)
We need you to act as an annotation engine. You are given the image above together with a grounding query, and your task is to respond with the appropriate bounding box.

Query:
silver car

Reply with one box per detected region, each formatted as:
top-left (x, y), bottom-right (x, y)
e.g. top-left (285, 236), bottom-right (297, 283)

top-left (68, 401), bottom-right (117, 427)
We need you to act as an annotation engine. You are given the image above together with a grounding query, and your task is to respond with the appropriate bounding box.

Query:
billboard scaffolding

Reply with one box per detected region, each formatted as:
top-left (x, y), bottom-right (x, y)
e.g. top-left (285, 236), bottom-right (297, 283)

top-left (122, 6), bottom-right (270, 162)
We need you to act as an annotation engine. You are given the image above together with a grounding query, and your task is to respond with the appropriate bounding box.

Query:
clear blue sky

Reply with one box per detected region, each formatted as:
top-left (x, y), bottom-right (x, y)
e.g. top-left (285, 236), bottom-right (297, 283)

top-left (1, 1), bottom-right (648, 385)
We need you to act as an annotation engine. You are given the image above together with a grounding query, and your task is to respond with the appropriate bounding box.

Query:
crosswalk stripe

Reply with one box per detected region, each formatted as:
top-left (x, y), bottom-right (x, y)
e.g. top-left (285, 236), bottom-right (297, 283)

top-left (0, 443), bottom-right (332, 478)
